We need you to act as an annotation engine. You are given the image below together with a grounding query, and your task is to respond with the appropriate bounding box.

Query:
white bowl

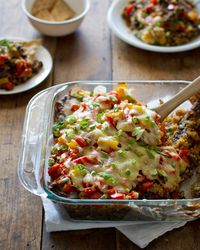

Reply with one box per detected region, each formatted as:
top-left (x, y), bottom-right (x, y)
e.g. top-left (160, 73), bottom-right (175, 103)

top-left (22, 0), bottom-right (90, 37)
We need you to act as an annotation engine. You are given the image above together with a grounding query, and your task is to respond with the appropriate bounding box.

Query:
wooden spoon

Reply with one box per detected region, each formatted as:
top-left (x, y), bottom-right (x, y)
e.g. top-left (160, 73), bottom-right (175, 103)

top-left (154, 76), bottom-right (200, 121)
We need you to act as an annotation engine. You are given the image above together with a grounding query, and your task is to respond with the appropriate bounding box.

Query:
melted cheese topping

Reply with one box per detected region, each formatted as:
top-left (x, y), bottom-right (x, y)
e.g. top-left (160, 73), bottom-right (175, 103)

top-left (49, 84), bottom-right (189, 199)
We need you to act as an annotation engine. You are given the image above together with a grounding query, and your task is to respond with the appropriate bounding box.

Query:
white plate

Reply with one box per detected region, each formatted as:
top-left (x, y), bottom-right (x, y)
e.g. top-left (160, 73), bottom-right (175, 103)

top-left (0, 37), bottom-right (53, 95)
top-left (108, 0), bottom-right (200, 53)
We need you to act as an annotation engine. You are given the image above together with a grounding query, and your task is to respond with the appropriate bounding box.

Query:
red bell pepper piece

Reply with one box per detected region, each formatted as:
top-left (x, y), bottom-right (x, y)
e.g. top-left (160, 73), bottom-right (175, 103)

top-left (73, 156), bottom-right (98, 165)
top-left (76, 137), bottom-right (88, 147)
top-left (48, 163), bottom-right (63, 180)
top-left (2, 82), bottom-right (15, 90)
top-left (140, 181), bottom-right (153, 191)
top-left (126, 4), bottom-right (135, 16)
top-left (110, 192), bottom-right (126, 200)
top-left (179, 149), bottom-right (190, 158)
top-left (151, 0), bottom-right (158, 4)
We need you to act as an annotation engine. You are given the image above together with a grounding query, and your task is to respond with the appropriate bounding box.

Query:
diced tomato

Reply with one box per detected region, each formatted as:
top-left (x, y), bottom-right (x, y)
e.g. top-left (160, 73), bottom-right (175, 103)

top-left (90, 192), bottom-right (102, 199)
top-left (136, 174), bottom-right (146, 182)
top-left (0, 55), bottom-right (8, 61)
top-left (107, 185), bottom-right (115, 195)
top-left (140, 181), bottom-right (153, 191)
top-left (3, 82), bottom-right (15, 90)
top-left (179, 149), bottom-right (190, 158)
top-left (48, 163), bottom-right (63, 180)
top-left (125, 4), bottom-right (135, 16)
top-left (104, 99), bottom-right (111, 105)
top-left (83, 187), bottom-right (94, 196)
top-left (145, 4), bottom-right (154, 13)
top-left (71, 103), bottom-right (80, 111)
top-left (172, 154), bottom-right (181, 161)
top-left (63, 180), bottom-right (73, 194)
top-left (128, 191), bottom-right (139, 199)
top-left (151, 0), bottom-right (158, 4)
top-left (177, 23), bottom-right (185, 32)
top-left (110, 192), bottom-right (126, 200)
top-left (18, 67), bottom-right (32, 78)
top-left (164, 151), bottom-right (172, 158)
top-left (73, 156), bottom-right (98, 165)
top-left (155, 113), bottom-right (160, 123)
top-left (76, 137), bottom-right (87, 147)
top-left (81, 102), bottom-right (87, 111)
top-left (107, 116), bottom-right (116, 127)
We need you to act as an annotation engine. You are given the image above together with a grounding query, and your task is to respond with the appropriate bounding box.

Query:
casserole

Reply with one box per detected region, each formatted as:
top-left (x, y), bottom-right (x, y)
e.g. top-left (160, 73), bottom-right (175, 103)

top-left (18, 81), bottom-right (200, 221)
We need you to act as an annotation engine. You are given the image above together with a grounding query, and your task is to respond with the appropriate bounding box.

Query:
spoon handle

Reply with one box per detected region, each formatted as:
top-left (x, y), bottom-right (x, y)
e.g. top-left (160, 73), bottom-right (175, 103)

top-left (154, 76), bottom-right (200, 121)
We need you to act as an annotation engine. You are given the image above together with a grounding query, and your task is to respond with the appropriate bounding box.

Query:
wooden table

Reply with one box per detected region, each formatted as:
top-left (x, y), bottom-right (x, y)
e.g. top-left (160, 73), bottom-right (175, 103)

top-left (0, 1), bottom-right (200, 249)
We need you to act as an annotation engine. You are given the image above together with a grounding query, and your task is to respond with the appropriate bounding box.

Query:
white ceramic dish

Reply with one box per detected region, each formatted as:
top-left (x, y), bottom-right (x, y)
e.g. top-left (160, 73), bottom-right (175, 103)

top-left (0, 37), bottom-right (53, 95)
top-left (108, 0), bottom-right (200, 53)
top-left (22, 0), bottom-right (90, 37)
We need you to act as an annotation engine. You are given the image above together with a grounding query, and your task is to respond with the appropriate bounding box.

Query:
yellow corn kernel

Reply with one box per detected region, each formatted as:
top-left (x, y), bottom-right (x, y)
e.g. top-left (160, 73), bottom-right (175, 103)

top-left (118, 82), bottom-right (127, 89)
top-left (58, 137), bottom-right (67, 145)
top-left (134, 105), bottom-right (144, 113)
top-left (97, 136), bottom-right (119, 150)
top-left (127, 103), bottom-right (133, 109)
top-left (68, 139), bottom-right (78, 148)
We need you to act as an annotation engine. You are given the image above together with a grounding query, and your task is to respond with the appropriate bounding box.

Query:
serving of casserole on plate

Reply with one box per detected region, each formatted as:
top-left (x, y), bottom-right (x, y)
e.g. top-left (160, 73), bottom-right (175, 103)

top-left (18, 81), bottom-right (200, 221)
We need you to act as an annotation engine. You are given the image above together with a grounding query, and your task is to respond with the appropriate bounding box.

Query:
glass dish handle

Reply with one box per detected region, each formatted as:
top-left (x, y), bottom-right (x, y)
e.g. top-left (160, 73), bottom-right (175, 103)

top-left (18, 89), bottom-right (52, 197)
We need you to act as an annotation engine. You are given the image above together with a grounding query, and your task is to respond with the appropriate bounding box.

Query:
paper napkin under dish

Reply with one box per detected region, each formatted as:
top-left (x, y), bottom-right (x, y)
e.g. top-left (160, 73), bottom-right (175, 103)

top-left (42, 198), bottom-right (186, 248)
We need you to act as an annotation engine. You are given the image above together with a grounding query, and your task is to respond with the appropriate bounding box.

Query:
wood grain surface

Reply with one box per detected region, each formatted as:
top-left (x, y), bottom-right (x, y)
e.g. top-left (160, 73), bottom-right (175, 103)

top-left (0, 0), bottom-right (199, 250)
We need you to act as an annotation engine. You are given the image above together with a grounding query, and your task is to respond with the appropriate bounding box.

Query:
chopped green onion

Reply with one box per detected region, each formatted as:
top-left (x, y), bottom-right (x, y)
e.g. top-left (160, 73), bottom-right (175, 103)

top-left (80, 119), bottom-right (88, 130)
top-left (89, 124), bottom-right (96, 130)
top-left (144, 116), bottom-right (150, 122)
top-left (134, 150), bottom-right (143, 157)
top-left (60, 145), bottom-right (68, 151)
top-left (97, 112), bottom-right (105, 123)
top-left (138, 141), bottom-right (146, 147)
top-left (118, 150), bottom-right (127, 158)
top-left (109, 96), bottom-right (116, 102)
top-left (146, 148), bottom-right (155, 159)
top-left (108, 177), bottom-right (117, 185)
top-left (51, 147), bottom-right (58, 155)
top-left (128, 138), bottom-right (135, 145)
top-left (57, 177), bottom-right (70, 184)
top-left (99, 172), bottom-right (111, 180)
top-left (101, 151), bottom-right (109, 159)
top-left (75, 164), bottom-right (88, 175)
top-left (132, 118), bottom-right (139, 124)
top-left (131, 159), bottom-right (136, 166)
top-left (151, 121), bottom-right (155, 128)
top-left (158, 169), bottom-right (167, 177)
top-left (171, 162), bottom-right (176, 168)
top-left (110, 163), bottom-right (118, 169)
top-left (66, 129), bottom-right (73, 137)
top-left (156, 151), bottom-right (168, 157)
top-left (65, 116), bottom-right (76, 124)
top-left (52, 121), bottom-right (65, 137)
top-left (114, 104), bottom-right (118, 112)
top-left (71, 94), bottom-right (83, 101)
top-left (132, 127), bottom-right (144, 140)
top-left (100, 194), bottom-right (108, 199)
top-left (125, 169), bottom-right (131, 176)
top-left (92, 102), bottom-right (100, 107)
top-left (48, 158), bottom-right (55, 166)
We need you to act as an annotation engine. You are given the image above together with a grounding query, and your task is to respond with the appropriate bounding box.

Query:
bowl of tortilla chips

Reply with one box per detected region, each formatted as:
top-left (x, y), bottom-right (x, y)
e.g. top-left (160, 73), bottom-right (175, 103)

top-left (22, 0), bottom-right (90, 36)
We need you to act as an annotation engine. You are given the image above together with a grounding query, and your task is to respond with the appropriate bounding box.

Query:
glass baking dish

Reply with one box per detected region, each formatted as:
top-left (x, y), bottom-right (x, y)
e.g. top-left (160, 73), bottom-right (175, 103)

top-left (18, 81), bottom-right (200, 221)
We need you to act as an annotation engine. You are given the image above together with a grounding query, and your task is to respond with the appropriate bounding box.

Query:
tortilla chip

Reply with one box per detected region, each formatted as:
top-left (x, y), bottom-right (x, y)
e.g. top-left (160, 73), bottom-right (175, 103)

top-left (32, 0), bottom-right (56, 15)
top-left (50, 0), bottom-right (75, 21)
top-left (35, 9), bottom-right (55, 21)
